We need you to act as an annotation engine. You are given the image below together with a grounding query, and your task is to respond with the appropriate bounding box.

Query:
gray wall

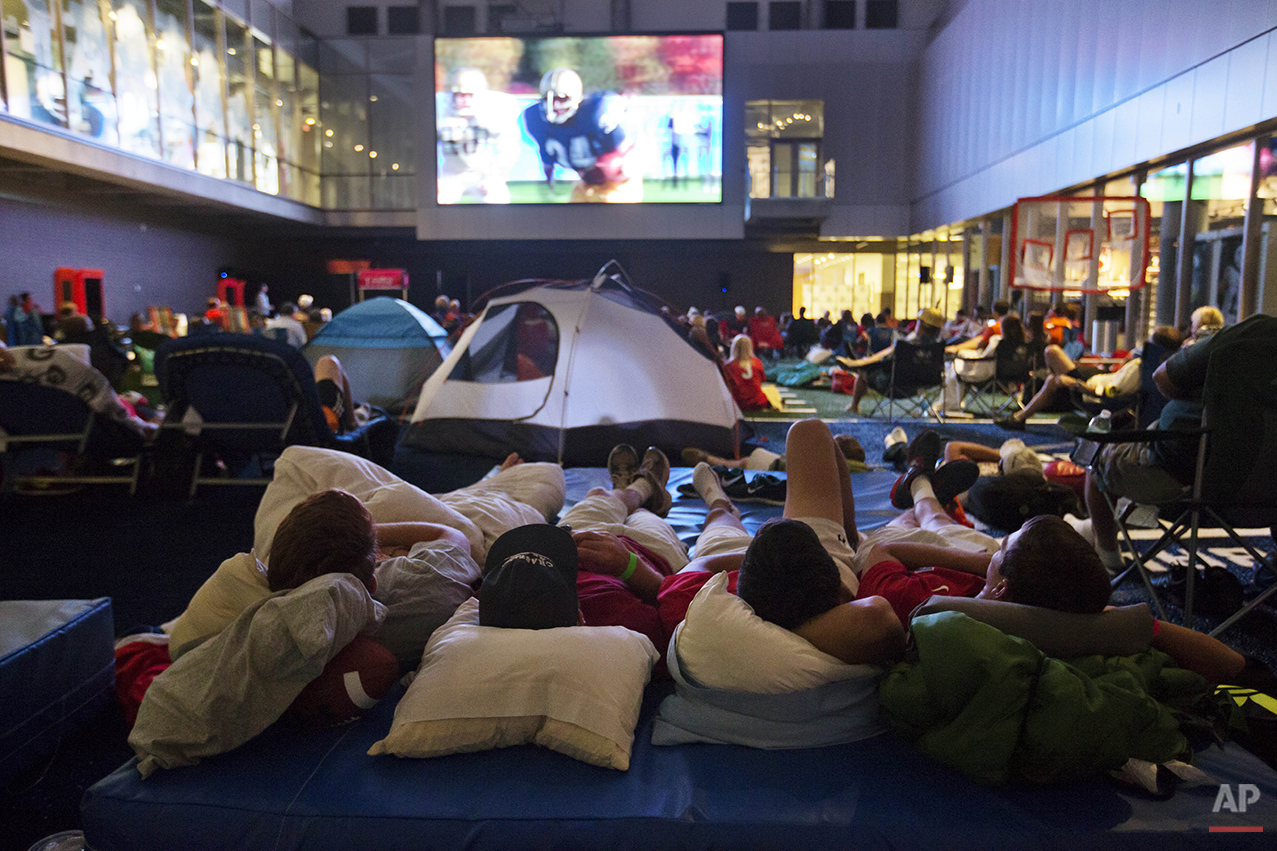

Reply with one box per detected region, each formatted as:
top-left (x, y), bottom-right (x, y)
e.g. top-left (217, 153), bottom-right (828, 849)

top-left (0, 192), bottom-right (269, 322)
top-left (912, 0), bottom-right (1277, 229)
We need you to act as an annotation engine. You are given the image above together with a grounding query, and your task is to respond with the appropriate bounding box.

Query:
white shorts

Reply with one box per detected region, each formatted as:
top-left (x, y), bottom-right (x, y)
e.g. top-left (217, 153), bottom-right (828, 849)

top-left (558, 492), bottom-right (689, 572)
top-left (686, 514), bottom-right (859, 595)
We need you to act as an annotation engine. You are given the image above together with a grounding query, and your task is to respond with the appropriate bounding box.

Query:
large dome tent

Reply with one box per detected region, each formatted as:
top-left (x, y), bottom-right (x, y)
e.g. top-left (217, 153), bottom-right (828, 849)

top-left (303, 297), bottom-right (450, 415)
top-left (403, 263), bottom-right (747, 465)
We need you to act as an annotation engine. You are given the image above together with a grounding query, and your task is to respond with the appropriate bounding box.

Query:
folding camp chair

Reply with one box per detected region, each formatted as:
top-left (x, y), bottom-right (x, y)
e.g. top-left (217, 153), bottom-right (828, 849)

top-left (865, 339), bottom-right (947, 422)
top-left (0, 380), bottom-right (146, 495)
top-left (1073, 336), bottom-right (1277, 634)
top-left (155, 334), bottom-right (397, 497)
top-left (956, 339), bottom-right (1033, 417)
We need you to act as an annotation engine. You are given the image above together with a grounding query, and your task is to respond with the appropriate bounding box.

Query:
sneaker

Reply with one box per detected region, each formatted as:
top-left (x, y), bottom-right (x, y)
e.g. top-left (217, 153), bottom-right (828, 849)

top-left (607, 444), bottom-right (639, 490)
top-left (681, 447), bottom-right (710, 466)
top-left (635, 447), bottom-right (672, 517)
top-left (931, 460), bottom-right (980, 506)
top-left (906, 430), bottom-right (942, 470)
top-left (883, 426), bottom-right (907, 451)
top-left (889, 464), bottom-right (928, 510)
top-left (692, 462), bottom-right (737, 513)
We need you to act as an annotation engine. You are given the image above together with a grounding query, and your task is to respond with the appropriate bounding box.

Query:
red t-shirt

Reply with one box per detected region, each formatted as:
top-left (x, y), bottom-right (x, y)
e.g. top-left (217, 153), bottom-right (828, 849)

top-left (576, 536), bottom-right (677, 671)
top-left (978, 320), bottom-right (1002, 347)
top-left (855, 559), bottom-right (985, 627)
top-left (655, 569), bottom-right (740, 641)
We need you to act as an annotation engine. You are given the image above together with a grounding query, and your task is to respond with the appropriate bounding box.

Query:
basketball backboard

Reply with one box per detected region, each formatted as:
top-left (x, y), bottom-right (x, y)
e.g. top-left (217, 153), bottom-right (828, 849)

top-left (1009, 196), bottom-right (1151, 294)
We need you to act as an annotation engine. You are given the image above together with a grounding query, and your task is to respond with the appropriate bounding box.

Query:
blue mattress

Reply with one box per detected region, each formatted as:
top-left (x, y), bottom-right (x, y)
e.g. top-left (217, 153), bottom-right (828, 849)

top-left (82, 681), bottom-right (1277, 850)
top-left (79, 470), bottom-right (1277, 848)
top-left (1, 598), bottom-right (114, 790)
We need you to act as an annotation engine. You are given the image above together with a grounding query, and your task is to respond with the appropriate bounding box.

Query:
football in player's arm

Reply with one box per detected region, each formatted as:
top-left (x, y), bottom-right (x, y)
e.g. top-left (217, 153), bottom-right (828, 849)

top-left (436, 67), bottom-right (520, 204)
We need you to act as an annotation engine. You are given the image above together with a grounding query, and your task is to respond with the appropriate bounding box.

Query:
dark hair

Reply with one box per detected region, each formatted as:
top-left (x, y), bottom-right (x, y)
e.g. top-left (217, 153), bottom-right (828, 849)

top-left (1000, 515), bottom-right (1109, 614)
top-left (1027, 312), bottom-right (1047, 347)
top-left (999, 313), bottom-right (1025, 346)
top-left (1150, 325), bottom-right (1184, 352)
top-left (840, 309), bottom-right (854, 323)
top-left (992, 300), bottom-right (1011, 317)
top-left (860, 312), bottom-right (875, 328)
top-left (268, 489), bottom-right (378, 592)
top-left (738, 519), bottom-right (842, 630)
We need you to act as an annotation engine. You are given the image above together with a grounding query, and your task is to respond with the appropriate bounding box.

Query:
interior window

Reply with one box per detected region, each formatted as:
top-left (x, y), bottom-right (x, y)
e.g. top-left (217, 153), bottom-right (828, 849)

top-left (449, 302), bottom-right (559, 382)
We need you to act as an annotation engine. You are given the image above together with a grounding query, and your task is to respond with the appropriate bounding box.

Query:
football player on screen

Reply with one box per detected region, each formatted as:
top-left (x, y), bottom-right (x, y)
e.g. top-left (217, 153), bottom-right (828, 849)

top-left (521, 68), bottom-right (642, 203)
top-left (436, 67), bottom-right (520, 204)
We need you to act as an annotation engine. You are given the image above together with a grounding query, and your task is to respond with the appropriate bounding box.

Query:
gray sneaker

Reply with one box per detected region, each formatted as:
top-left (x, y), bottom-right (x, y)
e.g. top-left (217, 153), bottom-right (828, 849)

top-left (607, 444), bottom-right (639, 490)
top-left (636, 447), bottom-right (673, 518)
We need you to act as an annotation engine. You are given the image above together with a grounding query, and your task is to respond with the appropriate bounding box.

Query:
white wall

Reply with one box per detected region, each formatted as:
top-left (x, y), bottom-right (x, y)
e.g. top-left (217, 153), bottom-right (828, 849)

top-left (912, 0), bottom-right (1277, 230)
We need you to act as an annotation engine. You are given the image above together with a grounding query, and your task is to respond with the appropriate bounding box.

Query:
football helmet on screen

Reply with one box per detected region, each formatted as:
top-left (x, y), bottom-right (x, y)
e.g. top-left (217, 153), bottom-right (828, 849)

top-left (540, 68), bottom-right (583, 124)
top-left (450, 67), bottom-right (488, 116)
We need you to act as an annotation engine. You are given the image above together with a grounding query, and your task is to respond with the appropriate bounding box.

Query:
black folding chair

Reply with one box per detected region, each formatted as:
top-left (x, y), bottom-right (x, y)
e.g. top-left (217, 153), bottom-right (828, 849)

top-left (1074, 336), bottom-right (1277, 634)
top-left (956, 340), bottom-right (1033, 417)
top-left (866, 339), bottom-right (947, 422)
top-left (156, 334), bottom-right (397, 497)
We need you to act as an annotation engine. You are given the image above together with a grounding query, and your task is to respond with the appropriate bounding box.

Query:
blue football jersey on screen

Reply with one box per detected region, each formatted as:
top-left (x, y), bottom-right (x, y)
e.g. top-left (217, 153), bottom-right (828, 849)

top-left (522, 93), bottom-right (628, 174)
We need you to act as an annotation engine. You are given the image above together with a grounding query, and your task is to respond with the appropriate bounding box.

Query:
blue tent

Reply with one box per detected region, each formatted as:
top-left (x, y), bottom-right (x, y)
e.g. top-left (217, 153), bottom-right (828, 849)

top-left (304, 298), bottom-right (451, 414)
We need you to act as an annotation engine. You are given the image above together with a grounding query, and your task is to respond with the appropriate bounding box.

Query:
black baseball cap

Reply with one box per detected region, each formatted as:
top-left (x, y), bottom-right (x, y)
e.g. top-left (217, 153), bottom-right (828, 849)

top-left (479, 524), bottom-right (579, 629)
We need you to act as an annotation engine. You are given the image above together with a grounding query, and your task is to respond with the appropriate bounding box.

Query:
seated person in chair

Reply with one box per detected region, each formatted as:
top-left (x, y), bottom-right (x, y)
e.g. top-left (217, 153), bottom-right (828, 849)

top-left (840, 307), bottom-right (944, 416)
top-left (1083, 312), bottom-right (1277, 574)
top-left (996, 325), bottom-right (1183, 430)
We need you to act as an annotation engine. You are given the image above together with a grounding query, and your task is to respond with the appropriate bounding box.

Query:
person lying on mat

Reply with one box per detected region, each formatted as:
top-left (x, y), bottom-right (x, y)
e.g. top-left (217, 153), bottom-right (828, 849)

top-left (664, 419), bottom-right (907, 667)
top-left (163, 448), bottom-right (566, 662)
top-left (857, 430), bottom-right (1247, 684)
top-left (474, 444), bottom-right (751, 669)
top-left (680, 433), bottom-right (870, 474)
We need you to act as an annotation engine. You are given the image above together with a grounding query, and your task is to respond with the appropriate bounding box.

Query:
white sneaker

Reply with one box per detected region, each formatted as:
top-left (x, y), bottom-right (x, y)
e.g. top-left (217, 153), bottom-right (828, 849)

top-left (884, 426), bottom-right (907, 450)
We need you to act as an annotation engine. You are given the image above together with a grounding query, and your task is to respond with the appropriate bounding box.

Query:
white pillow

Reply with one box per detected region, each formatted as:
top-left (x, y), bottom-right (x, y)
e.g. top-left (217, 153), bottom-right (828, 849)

top-left (674, 572), bottom-right (876, 694)
top-left (368, 599), bottom-right (657, 770)
top-left (253, 446), bottom-right (482, 561)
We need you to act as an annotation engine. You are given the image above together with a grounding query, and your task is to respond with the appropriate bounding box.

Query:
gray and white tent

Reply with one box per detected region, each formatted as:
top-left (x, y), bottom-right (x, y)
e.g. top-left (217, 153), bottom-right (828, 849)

top-left (304, 298), bottom-right (450, 415)
top-left (403, 267), bottom-right (745, 465)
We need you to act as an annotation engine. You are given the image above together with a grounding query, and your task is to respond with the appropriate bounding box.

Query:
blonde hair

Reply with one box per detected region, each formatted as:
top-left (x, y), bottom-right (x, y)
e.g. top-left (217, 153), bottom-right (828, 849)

top-left (730, 334), bottom-right (755, 363)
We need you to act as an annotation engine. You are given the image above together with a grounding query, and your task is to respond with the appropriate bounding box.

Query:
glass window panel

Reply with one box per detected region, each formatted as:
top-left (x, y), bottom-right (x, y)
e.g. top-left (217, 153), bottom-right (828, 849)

top-left (320, 71), bottom-right (367, 175)
top-left (772, 141), bottom-right (793, 198)
top-left (1192, 141), bottom-right (1252, 231)
top-left (371, 172), bottom-right (413, 208)
top-left (746, 143), bottom-right (769, 198)
top-left (3, 0), bottom-right (67, 126)
top-left (322, 174), bottom-right (370, 208)
top-left (249, 0), bottom-right (272, 34)
top-left (108, 0), bottom-right (159, 157)
top-left (62, 0), bottom-right (117, 143)
top-left (252, 31), bottom-right (277, 193)
top-left (367, 36), bottom-right (412, 73)
top-left (294, 56), bottom-right (319, 172)
top-left (191, 0), bottom-right (226, 177)
top-left (796, 141), bottom-right (817, 197)
top-left (368, 73), bottom-right (412, 172)
top-left (153, 0), bottom-right (195, 168)
top-left (318, 38), bottom-right (364, 74)
top-left (224, 12), bottom-right (252, 183)
top-left (221, 0), bottom-right (245, 23)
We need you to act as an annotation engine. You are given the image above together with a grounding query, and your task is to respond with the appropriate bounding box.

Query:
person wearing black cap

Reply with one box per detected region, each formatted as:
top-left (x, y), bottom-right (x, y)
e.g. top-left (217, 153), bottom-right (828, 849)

top-left (480, 524), bottom-right (582, 629)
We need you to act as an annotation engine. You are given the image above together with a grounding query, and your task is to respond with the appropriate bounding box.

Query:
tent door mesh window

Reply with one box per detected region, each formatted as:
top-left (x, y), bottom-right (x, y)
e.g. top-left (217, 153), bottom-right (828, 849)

top-left (448, 302), bottom-right (559, 383)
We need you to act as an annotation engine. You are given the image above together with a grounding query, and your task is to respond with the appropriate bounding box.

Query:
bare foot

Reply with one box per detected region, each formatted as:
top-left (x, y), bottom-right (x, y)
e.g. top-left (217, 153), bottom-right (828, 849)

top-left (844, 402), bottom-right (859, 414)
top-left (499, 452), bottom-right (522, 471)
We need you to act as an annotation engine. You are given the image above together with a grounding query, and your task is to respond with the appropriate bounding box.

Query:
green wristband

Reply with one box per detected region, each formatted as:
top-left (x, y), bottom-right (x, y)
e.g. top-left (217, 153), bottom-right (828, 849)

top-left (619, 552), bottom-right (638, 582)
